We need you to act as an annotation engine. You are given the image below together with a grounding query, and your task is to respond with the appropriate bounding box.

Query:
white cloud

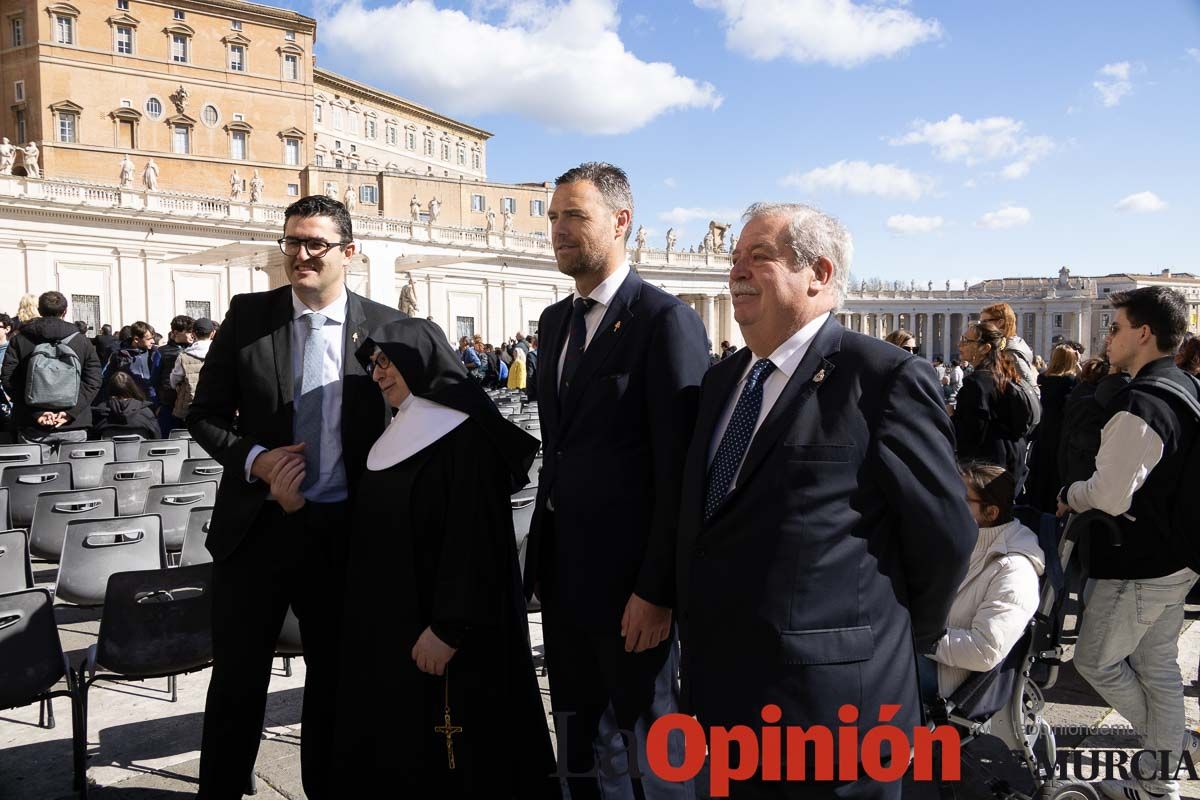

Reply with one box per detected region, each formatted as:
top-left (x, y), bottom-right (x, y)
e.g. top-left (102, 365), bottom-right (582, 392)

top-left (658, 207), bottom-right (742, 226)
top-left (695, 0), bottom-right (942, 68)
top-left (976, 206), bottom-right (1031, 230)
top-left (663, 177), bottom-right (678, 189)
top-left (1115, 191), bottom-right (1167, 213)
top-left (320, 0), bottom-right (722, 135)
top-left (781, 160), bottom-right (933, 200)
top-left (1188, 48), bottom-right (1200, 63)
top-left (1093, 61), bottom-right (1133, 107)
top-left (886, 214), bottom-right (943, 234)
top-left (890, 114), bottom-right (1053, 179)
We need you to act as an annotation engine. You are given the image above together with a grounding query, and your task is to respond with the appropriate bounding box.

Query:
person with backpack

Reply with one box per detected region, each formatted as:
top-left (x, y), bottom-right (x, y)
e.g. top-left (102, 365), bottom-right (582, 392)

top-left (954, 320), bottom-right (1036, 492)
top-left (0, 291), bottom-right (102, 456)
top-left (102, 320), bottom-right (162, 404)
top-left (168, 317), bottom-right (214, 421)
top-left (1056, 286), bottom-right (1200, 800)
top-left (155, 314), bottom-right (194, 436)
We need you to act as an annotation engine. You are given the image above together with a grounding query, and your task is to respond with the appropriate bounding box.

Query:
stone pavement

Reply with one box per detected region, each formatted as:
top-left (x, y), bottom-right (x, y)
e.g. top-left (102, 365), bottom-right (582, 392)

top-left (2, 561), bottom-right (1198, 799)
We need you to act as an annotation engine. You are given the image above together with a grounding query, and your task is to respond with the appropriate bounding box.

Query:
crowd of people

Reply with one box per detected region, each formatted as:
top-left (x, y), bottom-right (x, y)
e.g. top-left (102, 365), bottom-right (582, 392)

top-left (2, 162), bottom-right (1198, 800)
top-left (0, 298), bottom-right (217, 453)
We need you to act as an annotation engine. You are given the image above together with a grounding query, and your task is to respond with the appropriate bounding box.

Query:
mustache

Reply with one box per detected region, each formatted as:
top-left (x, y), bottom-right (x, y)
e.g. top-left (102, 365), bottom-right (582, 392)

top-left (729, 281), bottom-right (759, 296)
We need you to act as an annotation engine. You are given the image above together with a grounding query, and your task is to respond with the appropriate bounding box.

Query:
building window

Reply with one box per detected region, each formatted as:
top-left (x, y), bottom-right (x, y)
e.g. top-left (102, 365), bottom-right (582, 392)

top-left (359, 185), bottom-right (377, 204)
top-left (331, 106), bottom-right (343, 129)
top-left (348, 111), bottom-right (359, 134)
top-left (423, 136), bottom-right (433, 156)
top-left (145, 97), bottom-right (162, 118)
top-left (1053, 313), bottom-right (1064, 329)
top-left (58, 112), bottom-right (78, 143)
top-left (231, 20), bottom-right (242, 30)
top-left (233, 113), bottom-right (244, 121)
top-left (283, 54), bottom-right (299, 80)
top-left (472, 150), bottom-right (481, 170)
top-left (530, 199), bottom-right (545, 216)
top-left (13, 81), bottom-right (24, 102)
top-left (334, 158), bottom-right (343, 168)
top-left (202, 105), bottom-right (219, 127)
top-left (72, 295), bottom-right (101, 334)
top-left (120, 98), bottom-right (131, 107)
top-left (287, 183), bottom-right (299, 196)
top-left (471, 194), bottom-right (485, 212)
top-left (406, 129), bottom-right (415, 150)
top-left (456, 317), bottom-right (475, 341)
top-left (15, 110), bottom-right (26, 144)
top-left (229, 44), bottom-right (245, 71)
top-left (171, 34), bottom-right (189, 62)
top-left (1101, 313), bottom-right (1110, 330)
top-left (172, 124), bottom-right (190, 154)
top-left (11, 17), bottom-right (24, 46)
top-left (314, 154), bottom-right (324, 166)
top-left (174, 9), bottom-right (185, 19)
top-left (440, 141), bottom-right (450, 161)
top-left (114, 25), bottom-right (134, 53)
top-left (386, 125), bottom-right (397, 146)
top-left (364, 118), bottom-right (376, 139)
top-left (284, 30), bottom-right (295, 41)
top-left (349, 144), bottom-right (356, 153)
top-left (502, 197), bottom-right (516, 213)
top-left (56, 15), bottom-right (75, 44)
top-left (117, 0), bottom-right (128, 8)
top-left (314, 104), bottom-right (322, 123)
top-left (230, 130), bottom-right (246, 160)
top-left (284, 137), bottom-right (300, 166)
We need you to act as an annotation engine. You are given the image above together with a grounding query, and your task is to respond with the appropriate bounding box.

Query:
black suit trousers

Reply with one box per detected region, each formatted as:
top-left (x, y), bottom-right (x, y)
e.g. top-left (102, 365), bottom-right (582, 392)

top-left (198, 501), bottom-right (349, 800)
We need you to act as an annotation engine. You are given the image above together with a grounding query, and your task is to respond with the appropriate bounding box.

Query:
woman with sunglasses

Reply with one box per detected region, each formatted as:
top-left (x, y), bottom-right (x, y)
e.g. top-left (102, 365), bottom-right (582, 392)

top-left (321, 318), bottom-right (558, 798)
top-left (884, 327), bottom-right (919, 354)
top-left (954, 320), bottom-right (1032, 489)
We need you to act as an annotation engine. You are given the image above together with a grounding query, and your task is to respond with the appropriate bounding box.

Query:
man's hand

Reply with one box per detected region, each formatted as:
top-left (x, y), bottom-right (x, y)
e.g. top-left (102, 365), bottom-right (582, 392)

top-left (36, 411), bottom-right (57, 426)
top-left (621, 593), bottom-right (671, 653)
top-left (250, 443), bottom-right (305, 482)
top-left (412, 626), bottom-right (457, 676)
top-left (267, 456), bottom-right (306, 514)
top-left (51, 412), bottom-right (68, 428)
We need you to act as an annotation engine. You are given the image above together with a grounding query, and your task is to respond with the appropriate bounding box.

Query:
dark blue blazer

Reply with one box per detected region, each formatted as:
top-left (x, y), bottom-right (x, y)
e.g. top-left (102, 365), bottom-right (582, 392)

top-left (525, 269), bottom-right (710, 630)
top-left (676, 316), bottom-right (975, 765)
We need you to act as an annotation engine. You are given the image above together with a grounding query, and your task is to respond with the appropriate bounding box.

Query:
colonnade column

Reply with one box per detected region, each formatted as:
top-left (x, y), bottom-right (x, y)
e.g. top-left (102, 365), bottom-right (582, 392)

top-left (923, 313), bottom-right (934, 359)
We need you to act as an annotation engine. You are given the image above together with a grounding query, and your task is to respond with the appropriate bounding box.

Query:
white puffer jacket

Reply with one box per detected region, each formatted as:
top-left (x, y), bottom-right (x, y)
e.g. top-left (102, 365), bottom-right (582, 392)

top-left (929, 518), bottom-right (1045, 697)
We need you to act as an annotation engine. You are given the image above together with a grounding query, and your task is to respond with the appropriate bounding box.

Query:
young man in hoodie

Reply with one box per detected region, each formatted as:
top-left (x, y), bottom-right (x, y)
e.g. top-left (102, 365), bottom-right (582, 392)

top-left (0, 291), bottom-right (102, 456)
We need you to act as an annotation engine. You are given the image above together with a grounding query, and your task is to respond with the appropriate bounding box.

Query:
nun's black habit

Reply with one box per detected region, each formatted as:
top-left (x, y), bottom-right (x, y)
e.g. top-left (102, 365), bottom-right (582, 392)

top-left (332, 318), bottom-right (558, 798)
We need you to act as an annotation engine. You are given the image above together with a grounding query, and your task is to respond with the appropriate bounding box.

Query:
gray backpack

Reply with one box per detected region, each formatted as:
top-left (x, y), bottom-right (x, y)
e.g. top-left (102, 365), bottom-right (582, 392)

top-left (24, 332), bottom-right (81, 410)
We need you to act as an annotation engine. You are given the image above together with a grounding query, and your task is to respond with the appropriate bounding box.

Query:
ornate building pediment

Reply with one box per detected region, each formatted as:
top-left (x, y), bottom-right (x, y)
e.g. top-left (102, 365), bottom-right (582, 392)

top-left (223, 120), bottom-right (253, 133)
top-left (166, 113), bottom-right (197, 126)
top-left (110, 106), bottom-right (142, 121)
top-left (106, 13), bottom-right (140, 27)
top-left (277, 126), bottom-right (305, 139)
top-left (163, 22), bottom-right (195, 36)
top-left (221, 32), bottom-right (251, 46)
top-left (49, 100), bottom-right (84, 114)
top-left (46, 3), bottom-right (81, 17)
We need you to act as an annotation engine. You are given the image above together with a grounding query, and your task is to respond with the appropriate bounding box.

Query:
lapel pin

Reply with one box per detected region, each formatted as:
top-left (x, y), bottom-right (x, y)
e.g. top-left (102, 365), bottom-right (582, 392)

top-left (813, 368), bottom-right (826, 384)
top-left (613, 321), bottom-right (622, 332)
top-left (352, 332), bottom-right (359, 344)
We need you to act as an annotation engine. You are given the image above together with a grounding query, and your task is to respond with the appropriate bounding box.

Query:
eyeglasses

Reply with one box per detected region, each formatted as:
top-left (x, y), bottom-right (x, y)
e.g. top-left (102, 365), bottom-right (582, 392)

top-left (278, 237), bottom-right (352, 257)
top-left (959, 336), bottom-right (980, 345)
top-left (901, 345), bottom-right (918, 353)
top-left (366, 351), bottom-right (391, 376)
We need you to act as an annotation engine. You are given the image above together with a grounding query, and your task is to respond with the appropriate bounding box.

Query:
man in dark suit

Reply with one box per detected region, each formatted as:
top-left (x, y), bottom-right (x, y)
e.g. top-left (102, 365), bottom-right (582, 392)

top-left (188, 195), bottom-right (403, 799)
top-left (676, 203), bottom-right (974, 798)
top-left (525, 162), bottom-right (709, 798)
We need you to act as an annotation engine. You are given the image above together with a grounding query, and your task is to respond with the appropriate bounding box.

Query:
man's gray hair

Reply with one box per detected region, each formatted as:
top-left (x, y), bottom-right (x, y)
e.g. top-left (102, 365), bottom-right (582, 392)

top-left (742, 202), bottom-right (853, 306)
top-left (555, 162), bottom-right (634, 243)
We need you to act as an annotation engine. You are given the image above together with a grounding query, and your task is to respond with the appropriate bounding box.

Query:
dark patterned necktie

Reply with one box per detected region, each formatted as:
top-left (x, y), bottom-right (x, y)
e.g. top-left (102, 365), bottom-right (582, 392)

top-left (559, 297), bottom-right (596, 398)
top-left (704, 358), bottom-right (776, 521)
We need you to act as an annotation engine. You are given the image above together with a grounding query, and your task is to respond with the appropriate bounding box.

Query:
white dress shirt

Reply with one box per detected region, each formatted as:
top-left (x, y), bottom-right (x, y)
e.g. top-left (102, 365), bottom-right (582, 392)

top-left (556, 260), bottom-right (631, 384)
top-left (706, 312), bottom-right (830, 491)
top-left (245, 290), bottom-right (349, 503)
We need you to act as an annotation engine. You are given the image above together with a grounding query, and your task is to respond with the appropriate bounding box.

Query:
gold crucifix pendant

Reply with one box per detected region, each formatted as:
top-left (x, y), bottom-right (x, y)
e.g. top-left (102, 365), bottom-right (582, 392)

top-left (433, 676), bottom-right (462, 770)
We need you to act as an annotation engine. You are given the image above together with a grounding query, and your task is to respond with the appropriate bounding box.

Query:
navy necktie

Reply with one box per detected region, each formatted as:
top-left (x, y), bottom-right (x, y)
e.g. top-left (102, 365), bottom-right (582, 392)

top-left (704, 358), bottom-right (777, 521)
top-left (559, 297), bottom-right (596, 398)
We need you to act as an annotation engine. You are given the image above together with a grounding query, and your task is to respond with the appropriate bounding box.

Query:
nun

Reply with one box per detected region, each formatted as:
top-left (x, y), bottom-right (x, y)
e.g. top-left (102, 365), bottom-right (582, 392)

top-left (328, 318), bottom-right (558, 797)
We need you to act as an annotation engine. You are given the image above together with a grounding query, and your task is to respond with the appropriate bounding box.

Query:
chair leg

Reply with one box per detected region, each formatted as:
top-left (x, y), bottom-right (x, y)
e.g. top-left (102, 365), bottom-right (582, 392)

top-left (283, 656), bottom-right (292, 678)
top-left (74, 676), bottom-right (90, 795)
top-left (246, 768), bottom-right (258, 795)
top-left (169, 673), bottom-right (177, 702)
top-left (45, 695), bottom-right (55, 729)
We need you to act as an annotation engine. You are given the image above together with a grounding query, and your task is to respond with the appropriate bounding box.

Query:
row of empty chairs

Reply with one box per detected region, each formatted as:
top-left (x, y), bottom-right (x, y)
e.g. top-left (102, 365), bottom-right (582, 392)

top-left (0, 437), bottom-right (211, 488)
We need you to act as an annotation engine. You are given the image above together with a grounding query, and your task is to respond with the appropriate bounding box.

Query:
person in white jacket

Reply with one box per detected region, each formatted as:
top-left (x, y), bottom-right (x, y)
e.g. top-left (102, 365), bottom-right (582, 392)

top-left (927, 461), bottom-right (1045, 698)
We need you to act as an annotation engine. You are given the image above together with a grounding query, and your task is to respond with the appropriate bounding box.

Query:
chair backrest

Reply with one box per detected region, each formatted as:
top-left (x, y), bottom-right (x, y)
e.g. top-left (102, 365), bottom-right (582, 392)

top-left (0, 444), bottom-right (42, 479)
top-left (55, 440), bottom-right (115, 490)
top-left (104, 433), bottom-right (145, 463)
top-left (187, 439), bottom-right (211, 460)
top-left (55, 515), bottom-right (166, 607)
top-left (179, 506), bottom-right (214, 567)
top-left (144, 482), bottom-right (218, 552)
top-left (177, 458), bottom-right (224, 486)
top-left (511, 494), bottom-right (535, 542)
top-left (136, 440), bottom-right (187, 484)
top-left (100, 460), bottom-right (164, 516)
top-left (0, 530), bottom-right (34, 593)
top-left (526, 456), bottom-right (542, 489)
top-left (0, 487), bottom-right (8, 529)
top-left (1, 463), bottom-right (73, 529)
top-left (94, 563), bottom-right (213, 677)
top-left (168, 428), bottom-right (192, 440)
top-left (277, 606), bottom-right (303, 656)
top-left (0, 588), bottom-right (67, 711)
top-left (29, 487), bottom-right (119, 562)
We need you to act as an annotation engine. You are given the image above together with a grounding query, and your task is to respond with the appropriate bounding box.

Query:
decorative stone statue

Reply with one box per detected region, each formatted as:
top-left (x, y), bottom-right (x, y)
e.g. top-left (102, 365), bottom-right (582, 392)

top-left (708, 220), bottom-right (730, 252)
top-left (170, 85), bottom-right (190, 115)
top-left (485, 208), bottom-right (496, 232)
top-left (21, 142), bottom-right (39, 178)
top-left (927, 280), bottom-right (933, 292)
top-left (428, 196), bottom-right (441, 224)
top-left (142, 158), bottom-right (159, 191)
top-left (909, 279), bottom-right (916, 291)
top-left (502, 208), bottom-right (514, 234)
top-left (0, 138), bottom-right (14, 175)
top-left (398, 272), bottom-right (418, 316)
top-left (963, 280), bottom-right (969, 291)
top-left (702, 231), bottom-right (715, 253)
top-left (728, 233), bottom-right (736, 252)
top-left (344, 184), bottom-right (357, 212)
top-left (249, 170), bottom-right (265, 204)
top-left (634, 225), bottom-right (646, 250)
top-left (945, 280), bottom-right (951, 292)
top-left (688, 245), bottom-right (695, 254)
top-left (229, 168), bottom-right (242, 200)
top-left (665, 228), bottom-right (676, 252)
top-left (410, 194), bottom-right (420, 222)
top-left (119, 154), bottom-right (135, 188)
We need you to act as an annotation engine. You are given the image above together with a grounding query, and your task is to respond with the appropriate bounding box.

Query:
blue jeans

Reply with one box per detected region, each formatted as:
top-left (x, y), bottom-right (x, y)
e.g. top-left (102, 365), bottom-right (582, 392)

top-left (1074, 567), bottom-right (1198, 788)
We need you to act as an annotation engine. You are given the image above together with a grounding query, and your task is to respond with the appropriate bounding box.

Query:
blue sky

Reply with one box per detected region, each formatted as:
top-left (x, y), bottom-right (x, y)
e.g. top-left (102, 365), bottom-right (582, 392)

top-left (291, 0), bottom-right (1199, 286)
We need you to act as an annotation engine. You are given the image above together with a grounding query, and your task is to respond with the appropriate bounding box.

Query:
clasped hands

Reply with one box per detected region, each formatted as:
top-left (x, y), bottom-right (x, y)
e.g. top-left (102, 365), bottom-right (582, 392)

top-left (252, 443), bottom-right (307, 513)
top-left (36, 411), bottom-right (69, 428)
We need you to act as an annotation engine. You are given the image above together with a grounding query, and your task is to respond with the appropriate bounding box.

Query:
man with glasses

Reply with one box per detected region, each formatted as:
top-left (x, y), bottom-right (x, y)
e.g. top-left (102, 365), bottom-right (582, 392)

top-left (1057, 287), bottom-right (1199, 800)
top-left (188, 195), bottom-right (403, 799)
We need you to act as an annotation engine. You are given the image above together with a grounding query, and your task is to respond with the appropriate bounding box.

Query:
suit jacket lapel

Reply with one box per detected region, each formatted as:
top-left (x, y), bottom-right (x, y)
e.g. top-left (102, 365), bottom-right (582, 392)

top-left (538, 297), bottom-right (571, 431)
top-left (710, 316), bottom-right (843, 523)
top-left (343, 290), bottom-right (368, 379)
top-left (270, 288), bottom-right (293, 408)
top-left (686, 349), bottom-right (750, 535)
top-left (560, 271), bottom-right (639, 420)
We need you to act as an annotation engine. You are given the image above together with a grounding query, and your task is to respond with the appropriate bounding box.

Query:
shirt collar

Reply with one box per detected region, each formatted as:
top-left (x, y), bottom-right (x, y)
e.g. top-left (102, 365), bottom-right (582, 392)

top-left (572, 260), bottom-right (630, 307)
top-left (752, 311), bottom-right (830, 380)
top-left (292, 288), bottom-right (347, 324)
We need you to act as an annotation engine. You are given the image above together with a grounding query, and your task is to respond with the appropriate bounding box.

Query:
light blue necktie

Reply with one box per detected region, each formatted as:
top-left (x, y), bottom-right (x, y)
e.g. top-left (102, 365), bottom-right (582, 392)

top-left (295, 312), bottom-right (327, 492)
top-left (704, 358), bottom-right (776, 521)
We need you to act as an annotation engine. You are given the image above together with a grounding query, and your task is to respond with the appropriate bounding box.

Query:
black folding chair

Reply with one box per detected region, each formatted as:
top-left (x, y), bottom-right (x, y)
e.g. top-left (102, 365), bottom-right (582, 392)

top-left (55, 441), bottom-right (115, 490)
top-left (0, 529), bottom-right (34, 593)
top-left (136, 440), bottom-right (187, 484)
top-left (2, 462), bottom-right (73, 529)
top-left (55, 515), bottom-right (167, 607)
top-left (28, 487), bottom-right (118, 562)
top-left (179, 506), bottom-right (214, 567)
top-left (99, 459), bottom-right (164, 516)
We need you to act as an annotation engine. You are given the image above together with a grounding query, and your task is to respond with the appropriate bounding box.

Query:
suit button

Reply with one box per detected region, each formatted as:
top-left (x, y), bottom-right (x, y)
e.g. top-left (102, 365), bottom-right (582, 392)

top-left (555, 450), bottom-right (564, 458)
top-left (696, 548), bottom-right (707, 557)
